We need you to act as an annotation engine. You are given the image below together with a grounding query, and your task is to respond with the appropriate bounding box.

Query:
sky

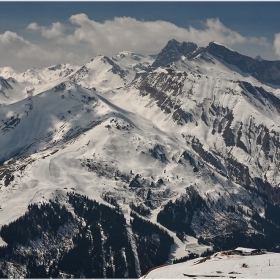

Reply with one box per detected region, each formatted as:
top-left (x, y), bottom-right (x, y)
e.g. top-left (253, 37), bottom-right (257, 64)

top-left (1, 2), bottom-right (280, 71)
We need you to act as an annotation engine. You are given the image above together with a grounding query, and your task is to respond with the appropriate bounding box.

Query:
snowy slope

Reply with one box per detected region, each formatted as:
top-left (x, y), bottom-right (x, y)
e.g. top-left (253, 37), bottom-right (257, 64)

top-left (0, 76), bottom-right (30, 104)
top-left (0, 64), bottom-right (79, 101)
top-left (68, 52), bottom-right (153, 92)
top-left (143, 251), bottom-right (280, 279)
top-left (105, 53), bottom-right (280, 199)
top-left (0, 52), bottom-right (154, 104)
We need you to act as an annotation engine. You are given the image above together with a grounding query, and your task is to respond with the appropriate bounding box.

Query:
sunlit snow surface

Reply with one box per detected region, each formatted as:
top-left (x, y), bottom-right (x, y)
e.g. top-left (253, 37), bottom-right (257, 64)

top-left (143, 251), bottom-right (280, 278)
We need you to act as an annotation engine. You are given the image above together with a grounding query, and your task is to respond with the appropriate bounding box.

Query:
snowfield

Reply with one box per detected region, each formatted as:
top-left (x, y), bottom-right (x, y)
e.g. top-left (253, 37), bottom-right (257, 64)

top-left (143, 251), bottom-right (280, 279)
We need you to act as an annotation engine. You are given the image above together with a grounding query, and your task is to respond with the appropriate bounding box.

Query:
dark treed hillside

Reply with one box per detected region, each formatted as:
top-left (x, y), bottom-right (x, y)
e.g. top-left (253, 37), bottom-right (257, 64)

top-left (0, 193), bottom-right (175, 278)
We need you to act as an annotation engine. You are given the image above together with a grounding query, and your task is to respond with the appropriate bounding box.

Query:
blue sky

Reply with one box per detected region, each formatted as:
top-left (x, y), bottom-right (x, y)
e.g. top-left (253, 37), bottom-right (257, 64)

top-left (1, 2), bottom-right (280, 70)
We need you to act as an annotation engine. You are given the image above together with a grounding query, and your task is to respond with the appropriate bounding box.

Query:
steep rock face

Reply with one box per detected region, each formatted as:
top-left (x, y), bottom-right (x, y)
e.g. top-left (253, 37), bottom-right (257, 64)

top-left (152, 40), bottom-right (280, 86)
top-left (137, 68), bottom-right (189, 121)
top-left (152, 40), bottom-right (199, 68)
top-left (130, 65), bottom-right (280, 207)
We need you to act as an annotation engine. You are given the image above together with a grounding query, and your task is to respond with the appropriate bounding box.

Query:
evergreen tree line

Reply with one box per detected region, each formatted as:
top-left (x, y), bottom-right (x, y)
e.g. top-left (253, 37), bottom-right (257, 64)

top-left (101, 192), bottom-right (120, 209)
top-left (157, 189), bottom-right (207, 237)
top-left (0, 201), bottom-right (73, 247)
top-left (157, 187), bottom-right (280, 254)
top-left (130, 211), bottom-right (174, 275)
top-left (197, 201), bottom-right (280, 252)
top-left (173, 253), bottom-right (199, 264)
top-left (58, 192), bottom-right (137, 278)
top-left (129, 202), bottom-right (151, 217)
top-left (0, 192), bottom-right (179, 278)
top-left (0, 201), bottom-right (75, 278)
top-left (0, 194), bottom-right (137, 278)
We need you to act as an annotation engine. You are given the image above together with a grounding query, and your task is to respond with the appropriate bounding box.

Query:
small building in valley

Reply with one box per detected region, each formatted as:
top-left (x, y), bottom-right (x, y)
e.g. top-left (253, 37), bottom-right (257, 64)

top-left (233, 247), bottom-right (266, 256)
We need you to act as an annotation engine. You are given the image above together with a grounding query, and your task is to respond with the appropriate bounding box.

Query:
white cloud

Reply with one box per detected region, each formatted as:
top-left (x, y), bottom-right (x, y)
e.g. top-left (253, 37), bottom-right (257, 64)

top-left (0, 31), bottom-right (29, 46)
top-left (27, 22), bottom-right (39, 31)
top-left (0, 31), bottom-right (81, 70)
top-left (27, 22), bottom-right (65, 38)
top-left (60, 15), bottom-right (269, 55)
top-left (0, 14), bottom-right (275, 70)
top-left (61, 15), bottom-right (249, 55)
top-left (0, 31), bottom-right (42, 59)
top-left (249, 36), bottom-right (269, 47)
top-left (274, 33), bottom-right (280, 57)
top-left (191, 18), bottom-right (246, 45)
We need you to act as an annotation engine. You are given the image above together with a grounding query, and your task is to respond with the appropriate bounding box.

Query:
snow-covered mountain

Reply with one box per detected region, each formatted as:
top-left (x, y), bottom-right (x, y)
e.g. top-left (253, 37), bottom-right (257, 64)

top-left (0, 52), bottom-right (153, 106)
top-left (0, 40), bottom-right (280, 277)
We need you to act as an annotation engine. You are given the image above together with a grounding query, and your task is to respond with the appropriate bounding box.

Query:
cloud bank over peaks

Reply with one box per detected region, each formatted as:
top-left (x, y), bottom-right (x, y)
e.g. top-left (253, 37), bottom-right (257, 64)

top-left (0, 31), bottom-right (81, 71)
top-left (59, 15), bottom-right (268, 55)
top-left (0, 14), bottom-right (276, 71)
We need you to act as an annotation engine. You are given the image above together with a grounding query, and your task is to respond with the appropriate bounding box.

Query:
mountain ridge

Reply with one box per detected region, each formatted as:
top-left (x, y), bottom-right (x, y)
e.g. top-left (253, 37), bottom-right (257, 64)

top-left (152, 40), bottom-right (280, 86)
top-left (0, 40), bottom-right (280, 277)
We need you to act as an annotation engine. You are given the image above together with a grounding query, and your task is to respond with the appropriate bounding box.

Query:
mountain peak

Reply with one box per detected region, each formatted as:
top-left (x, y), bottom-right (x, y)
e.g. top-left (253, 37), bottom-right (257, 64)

top-left (255, 55), bottom-right (263, 61)
top-left (152, 40), bottom-right (198, 68)
top-left (165, 39), bottom-right (180, 47)
top-left (209, 41), bottom-right (235, 52)
top-left (207, 41), bottom-right (237, 55)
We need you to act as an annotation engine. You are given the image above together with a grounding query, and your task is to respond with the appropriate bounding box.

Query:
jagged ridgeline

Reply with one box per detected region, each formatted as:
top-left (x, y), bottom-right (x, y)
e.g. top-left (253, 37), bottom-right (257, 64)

top-left (0, 193), bottom-right (174, 278)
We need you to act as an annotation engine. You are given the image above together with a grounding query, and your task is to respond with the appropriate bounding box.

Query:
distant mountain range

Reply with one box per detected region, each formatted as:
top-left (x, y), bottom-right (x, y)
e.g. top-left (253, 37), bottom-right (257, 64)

top-left (0, 40), bottom-right (280, 277)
